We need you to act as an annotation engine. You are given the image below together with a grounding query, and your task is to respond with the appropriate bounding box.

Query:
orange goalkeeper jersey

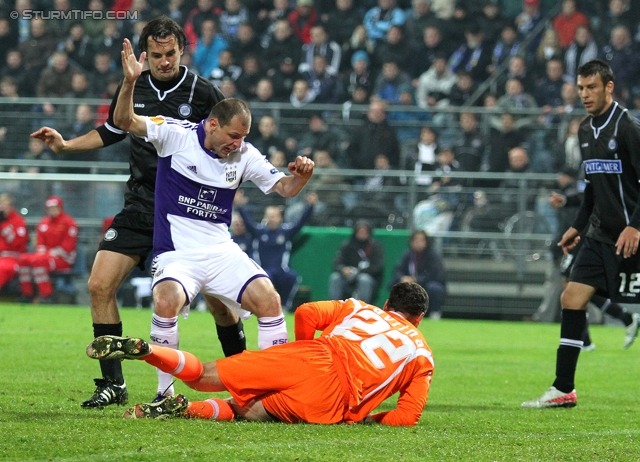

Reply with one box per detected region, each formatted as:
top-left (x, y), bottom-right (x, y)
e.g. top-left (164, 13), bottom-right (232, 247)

top-left (294, 299), bottom-right (434, 426)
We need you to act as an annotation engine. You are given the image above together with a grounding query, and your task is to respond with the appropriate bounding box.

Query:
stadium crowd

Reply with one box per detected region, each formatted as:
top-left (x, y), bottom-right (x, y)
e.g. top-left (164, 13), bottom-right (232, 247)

top-left (1, 0), bottom-right (640, 294)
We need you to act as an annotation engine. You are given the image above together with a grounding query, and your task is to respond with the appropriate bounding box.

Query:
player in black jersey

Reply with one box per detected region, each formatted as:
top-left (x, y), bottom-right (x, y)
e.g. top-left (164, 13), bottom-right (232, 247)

top-left (31, 17), bottom-right (247, 409)
top-left (523, 60), bottom-right (640, 408)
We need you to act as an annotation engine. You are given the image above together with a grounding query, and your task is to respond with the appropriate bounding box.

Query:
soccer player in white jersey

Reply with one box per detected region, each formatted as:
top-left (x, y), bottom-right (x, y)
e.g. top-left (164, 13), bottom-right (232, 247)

top-left (114, 38), bottom-right (314, 398)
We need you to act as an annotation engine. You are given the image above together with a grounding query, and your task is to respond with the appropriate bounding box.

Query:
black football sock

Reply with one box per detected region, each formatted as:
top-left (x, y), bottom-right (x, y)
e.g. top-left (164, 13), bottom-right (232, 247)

top-left (553, 309), bottom-right (586, 393)
top-left (93, 322), bottom-right (125, 385)
top-left (591, 295), bottom-right (633, 326)
top-left (216, 320), bottom-right (246, 357)
top-left (582, 325), bottom-right (591, 347)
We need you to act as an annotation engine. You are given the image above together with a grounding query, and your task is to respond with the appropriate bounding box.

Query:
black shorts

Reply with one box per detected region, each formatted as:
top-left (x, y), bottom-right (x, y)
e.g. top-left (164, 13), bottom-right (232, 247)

top-left (569, 236), bottom-right (640, 303)
top-left (98, 209), bottom-right (154, 270)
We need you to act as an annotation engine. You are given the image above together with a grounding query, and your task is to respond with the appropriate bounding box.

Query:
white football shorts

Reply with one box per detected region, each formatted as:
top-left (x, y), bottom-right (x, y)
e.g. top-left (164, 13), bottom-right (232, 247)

top-left (151, 242), bottom-right (268, 320)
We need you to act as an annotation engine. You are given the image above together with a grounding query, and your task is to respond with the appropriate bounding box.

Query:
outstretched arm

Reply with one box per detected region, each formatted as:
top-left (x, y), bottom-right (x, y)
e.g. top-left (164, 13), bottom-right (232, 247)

top-left (30, 127), bottom-right (105, 153)
top-left (271, 156), bottom-right (315, 197)
top-left (113, 38), bottom-right (147, 137)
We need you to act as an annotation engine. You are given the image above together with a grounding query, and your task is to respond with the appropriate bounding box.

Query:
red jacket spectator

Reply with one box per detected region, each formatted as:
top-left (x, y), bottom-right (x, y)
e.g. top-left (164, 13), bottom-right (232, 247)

top-left (552, 0), bottom-right (589, 49)
top-left (287, 0), bottom-right (318, 44)
top-left (0, 193), bottom-right (28, 290)
top-left (18, 196), bottom-right (78, 302)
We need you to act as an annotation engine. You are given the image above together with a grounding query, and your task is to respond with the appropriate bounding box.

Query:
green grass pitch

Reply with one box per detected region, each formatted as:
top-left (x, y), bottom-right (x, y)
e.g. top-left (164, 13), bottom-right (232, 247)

top-left (1, 304), bottom-right (639, 461)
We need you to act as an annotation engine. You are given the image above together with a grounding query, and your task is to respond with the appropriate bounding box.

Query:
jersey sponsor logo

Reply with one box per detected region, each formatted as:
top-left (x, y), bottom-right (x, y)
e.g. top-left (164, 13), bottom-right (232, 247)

top-left (608, 138), bottom-right (617, 151)
top-left (178, 103), bottom-right (192, 118)
top-left (584, 159), bottom-right (622, 174)
top-left (187, 165), bottom-right (197, 174)
top-left (134, 103), bottom-right (145, 108)
top-left (198, 186), bottom-right (217, 202)
top-left (150, 116), bottom-right (165, 125)
top-left (104, 228), bottom-right (117, 241)
top-left (269, 168), bottom-right (279, 174)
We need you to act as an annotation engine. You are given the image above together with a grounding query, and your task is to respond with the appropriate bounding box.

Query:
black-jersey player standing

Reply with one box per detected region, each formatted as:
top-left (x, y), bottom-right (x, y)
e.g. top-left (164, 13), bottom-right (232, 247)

top-left (31, 16), bottom-right (247, 409)
top-left (523, 60), bottom-right (640, 408)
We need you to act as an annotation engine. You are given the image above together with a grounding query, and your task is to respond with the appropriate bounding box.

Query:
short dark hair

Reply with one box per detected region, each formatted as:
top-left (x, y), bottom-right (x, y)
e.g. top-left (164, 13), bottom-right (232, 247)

top-left (138, 16), bottom-right (188, 53)
top-left (209, 98), bottom-right (251, 127)
top-left (577, 59), bottom-right (614, 86)
top-left (387, 282), bottom-right (429, 317)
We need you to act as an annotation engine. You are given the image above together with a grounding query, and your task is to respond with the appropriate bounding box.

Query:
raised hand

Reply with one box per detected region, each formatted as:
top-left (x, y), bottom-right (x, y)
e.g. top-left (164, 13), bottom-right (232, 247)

top-left (30, 127), bottom-right (65, 153)
top-left (288, 156), bottom-right (314, 181)
top-left (121, 38), bottom-right (146, 84)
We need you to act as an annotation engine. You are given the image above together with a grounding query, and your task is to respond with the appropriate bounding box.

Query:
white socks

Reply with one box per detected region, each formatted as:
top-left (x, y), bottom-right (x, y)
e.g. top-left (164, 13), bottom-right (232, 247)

top-left (150, 313), bottom-right (179, 396)
top-left (257, 314), bottom-right (288, 350)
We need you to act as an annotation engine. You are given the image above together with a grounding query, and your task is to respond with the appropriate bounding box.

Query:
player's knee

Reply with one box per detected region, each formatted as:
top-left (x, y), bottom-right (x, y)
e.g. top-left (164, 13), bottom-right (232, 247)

top-left (560, 287), bottom-right (589, 310)
top-left (87, 271), bottom-right (118, 299)
top-left (255, 290), bottom-right (282, 317)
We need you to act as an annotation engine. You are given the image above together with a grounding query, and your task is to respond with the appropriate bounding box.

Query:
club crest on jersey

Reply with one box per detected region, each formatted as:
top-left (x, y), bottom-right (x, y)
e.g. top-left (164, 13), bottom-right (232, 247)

top-left (608, 138), bottom-right (617, 151)
top-left (198, 186), bottom-right (217, 202)
top-left (104, 228), bottom-right (117, 241)
top-left (150, 116), bottom-right (165, 125)
top-left (584, 159), bottom-right (622, 174)
top-left (225, 168), bottom-right (237, 183)
top-left (178, 104), bottom-right (192, 118)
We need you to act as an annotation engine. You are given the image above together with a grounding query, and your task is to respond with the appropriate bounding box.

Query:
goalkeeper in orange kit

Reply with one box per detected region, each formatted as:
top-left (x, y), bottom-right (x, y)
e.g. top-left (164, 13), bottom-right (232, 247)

top-left (87, 281), bottom-right (434, 426)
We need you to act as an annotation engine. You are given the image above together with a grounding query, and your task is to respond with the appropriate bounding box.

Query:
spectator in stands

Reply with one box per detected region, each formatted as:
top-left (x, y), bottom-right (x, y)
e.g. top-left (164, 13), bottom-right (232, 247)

top-left (262, 19), bottom-right (303, 74)
top-left (494, 55), bottom-right (535, 97)
top-left (404, 0), bottom-right (440, 48)
top-left (0, 49), bottom-right (32, 97)
top-left (596, 0), bottom-right (634, 47)
top-left (534, 28), bottom-right (563, 79)
top-left (489, 24), bottom-right (522, 75)
top-left (357, 153), bottom-right (402, 222)
top-left (95, 74), bottom-right (120, 126)
top-left (296, 113), bottom-right (340, 159)
top-left (62, 105), bottom-right (99, 163)
top-left (448, 70), bottom-right (478, 107)
top-left (84, 0), bottom-right (111, 41)
top-left (301, 55), bottom-right (343, 103)
top-left (452, 112), bottom-right (487, 174)
top-left (0, 193), bottom-right (28, 293)
top-left (412, 25), bottom-right (450, 79)
top-left (230, 212), bottom-right (253, 255)
top-left (441, 1), bottom-right (471, 46)
top-left (228, 23), bottom-right (261, 66)
top-left (495, 78), bottom-right (538, 128)
top-left (389, 85), bottom-right (428, 141)
top-left (599, 25), bottom-right (640, 95)
top-left (299, 149), bottom-right (346, 223)
top-left (288, 78), bottom-right (316, 108)
top-left (372, 60), bottom-right (411, 104)
top-left (287, 0), bottom-right (319, 45)
top-left (219, 77), bottom-right (246, 99)
top-left (94, 21), bottom-right (121, 66)
top-left (429, 146), bottom-right (462, 193)
top-left (323, 0), bottom-right (363, 54)
top-left (415, 54), bottom-right (457, 109)
top-left (48, 0), bottom-right (74, 40)
top-left (219, 0), bottom-right (250, 43)
top-left (193, 19), bottom-right (229, 79)
top-left (18, 18), bottom-right (56, 79)
top-left (449, 23), bottom-right (492, 84)
top-left (18, 196), bottom-right (78, 304)
top-left (342, 25), bottom-right (376, 74)
top-left (0, 18), bottom-right (18, 67)
top-left (496, 146), bottom-right (537, 211)
top-left (249, 77), bottom-right (278, 123)
top-left (0, 77), bottom-right (30, 155)
top-left (411, 126), bottom-right (438, 185)
top-left (564, 25), bottom-right (598, 82)
top-left (478, 0), bottom-right (509, 47)
top-left (556, 117), bottom-right (583, 173)
top-left (269, 150), bottom-right (288, 168)
top-left (346, 100), bottom-right (400, 169)
top-left (298, 24), bottom-right (341, 77)
top-left (183, 0), bottom-right (222, 50)
top-left (249, 115), bottom-right (290, 160)
top-left (58, 23), bottom-right (95, 72)
top-left (235, 53), bottom-right (264, 100)
top-left (372, 25), bottom-right (414, 75)
top-left (89, 52), bottom-right (117, 97)
top-left (391, 230), bottom-right (446, 320)
top-left (552, 0), bottom-right (589, 49)
top-left (36, 51), bottom-right (75, 99)
top-left (236, 192), bottom-right (316, 311)
top-left (64, 73), bottom-right (95, 127)
top-left (535, 58), bottom-right (571, 110)
top-left (343, 53), bottom-right (372, 100)
top-left (271, 55), bottom-right (303, 101)
top-left (328, 220), bottom-right (384, 304)
top-left (257, 0), bottom-right (294, 49)
top-left (208, 49), bottom-right (242, 86)
top-left (363, 0), bottom-right (406, 45)
top-left (515, 0), bottom-right (544, 53)
top-left (486, 112), bottom-right (528, 174)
